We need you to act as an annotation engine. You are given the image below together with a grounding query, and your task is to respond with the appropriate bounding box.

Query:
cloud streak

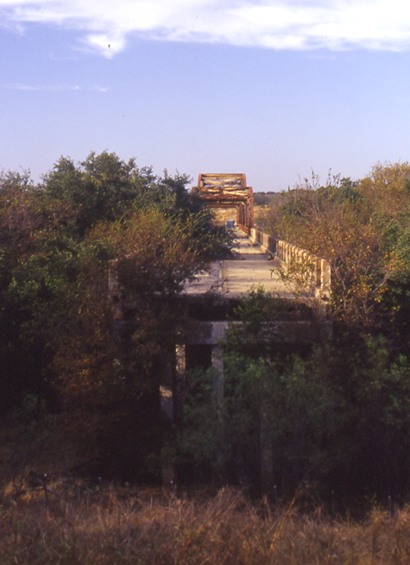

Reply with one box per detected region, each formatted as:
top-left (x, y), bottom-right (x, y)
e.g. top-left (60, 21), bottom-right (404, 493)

top-left (2, 0), bottom-right (410, 57)
top-left (5, 82), bottom-right (108, 92)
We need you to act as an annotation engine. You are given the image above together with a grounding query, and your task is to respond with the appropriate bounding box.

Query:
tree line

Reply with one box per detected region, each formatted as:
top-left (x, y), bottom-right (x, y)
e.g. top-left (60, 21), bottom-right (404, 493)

top-left (1, 155), bottom-right (410, 507)
top-left (0, 151), bottom-right (230, 481)
top-left (178, 163), bottom-right (410, 506)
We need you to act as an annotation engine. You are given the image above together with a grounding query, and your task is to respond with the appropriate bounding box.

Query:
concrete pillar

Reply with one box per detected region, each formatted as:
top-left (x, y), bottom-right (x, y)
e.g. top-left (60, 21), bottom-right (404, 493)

top-left (315, 258), bottom-right (321, 288)
top-left (173, 345), bottom-right (186, 423)
top-left (176, 344), bottom-right (186, 374)
top-left (212, 345), bottom-right (224, 405)
top-left (278, 240), bottom-right (284, 261)
top-left (321, 259), bottom-right (332, 299)
top-left (260, 410), bottom-right (273, 491)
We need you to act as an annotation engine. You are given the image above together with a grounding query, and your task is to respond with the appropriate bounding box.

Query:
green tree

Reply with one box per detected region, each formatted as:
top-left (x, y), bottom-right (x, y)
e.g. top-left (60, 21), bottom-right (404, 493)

top-left (46, 205), bottom-right (227, 479)
top-left (177, 290), bottom-right (341, 492)
top-left (1, 153), bottom-right (232, 479)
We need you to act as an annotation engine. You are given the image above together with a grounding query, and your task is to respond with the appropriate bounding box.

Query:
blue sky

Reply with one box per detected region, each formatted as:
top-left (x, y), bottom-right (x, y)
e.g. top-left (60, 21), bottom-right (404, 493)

top-left (1, 1), bottom-right (410, 192)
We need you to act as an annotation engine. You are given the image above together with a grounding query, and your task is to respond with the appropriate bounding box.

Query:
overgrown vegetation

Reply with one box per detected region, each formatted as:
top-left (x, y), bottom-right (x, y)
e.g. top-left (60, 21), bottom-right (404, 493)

top-left (259, 166), bottom-right (410, 330)
top-left (0, 152), bottom-right (231, 481)
top-left (177, 163), bottom-right (410, 503)
top-left (177, 290), bottom-right (410, 505)
top-left (1, 155), bottom-right (410, 561)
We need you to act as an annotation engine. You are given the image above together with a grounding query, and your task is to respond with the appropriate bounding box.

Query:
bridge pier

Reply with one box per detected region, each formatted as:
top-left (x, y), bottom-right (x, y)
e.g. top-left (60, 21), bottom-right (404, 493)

top-left (109, 219), bottom-right (334, 491)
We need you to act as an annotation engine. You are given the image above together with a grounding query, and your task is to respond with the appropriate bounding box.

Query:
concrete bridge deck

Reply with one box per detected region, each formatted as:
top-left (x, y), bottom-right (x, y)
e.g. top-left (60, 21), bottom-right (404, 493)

top-left (185, 230), bottom-right (308, 298)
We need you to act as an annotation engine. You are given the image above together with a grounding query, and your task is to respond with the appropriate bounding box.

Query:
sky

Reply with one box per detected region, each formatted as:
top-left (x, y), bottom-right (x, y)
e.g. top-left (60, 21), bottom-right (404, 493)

top-left (1, 1), bottom-right (410, 192)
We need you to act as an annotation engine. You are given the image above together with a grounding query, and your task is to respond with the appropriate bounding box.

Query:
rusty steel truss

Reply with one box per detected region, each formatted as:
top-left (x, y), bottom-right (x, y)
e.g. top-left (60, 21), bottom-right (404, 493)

top-left (193, 173), bottom-right (254, 230)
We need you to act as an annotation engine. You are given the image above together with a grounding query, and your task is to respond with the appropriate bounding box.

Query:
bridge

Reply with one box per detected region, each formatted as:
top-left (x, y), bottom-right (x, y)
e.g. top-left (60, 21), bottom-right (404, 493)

top-left (185, 229), bottom-right (330, 300)
top-left (178, 223), bottom-right (332, 487)
top-left (182, 225), bottom-right (331, 365)
top-left (110, 172), bottom-right (332, 370)
top-left (192, 173), bottom-right (254, 230)
top-left (109, 174), bottom-right (332, 487)
top-left (181, 173), bottom-right (331, 370)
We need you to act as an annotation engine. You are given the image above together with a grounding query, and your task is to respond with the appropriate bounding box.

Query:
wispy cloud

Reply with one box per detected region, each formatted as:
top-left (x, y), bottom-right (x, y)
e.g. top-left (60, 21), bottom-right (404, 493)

top-left (6, 82), bottom-right (108, 92)
top-left (2, 1), bottom-right (410, 57)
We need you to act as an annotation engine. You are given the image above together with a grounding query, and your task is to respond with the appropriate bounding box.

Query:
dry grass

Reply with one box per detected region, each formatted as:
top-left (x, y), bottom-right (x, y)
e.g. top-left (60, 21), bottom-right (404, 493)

top-left (0, 483), bottom-right (410, 564)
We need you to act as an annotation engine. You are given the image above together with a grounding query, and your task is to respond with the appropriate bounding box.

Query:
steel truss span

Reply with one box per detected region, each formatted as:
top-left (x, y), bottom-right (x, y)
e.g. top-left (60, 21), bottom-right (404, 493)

top-left (192, 173), bottom-right (254, 231)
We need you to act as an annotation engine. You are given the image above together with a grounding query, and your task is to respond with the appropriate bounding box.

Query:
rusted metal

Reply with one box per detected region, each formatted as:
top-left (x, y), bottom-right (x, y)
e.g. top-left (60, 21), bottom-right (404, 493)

top-left (192, 173), bottom-right (254, 229)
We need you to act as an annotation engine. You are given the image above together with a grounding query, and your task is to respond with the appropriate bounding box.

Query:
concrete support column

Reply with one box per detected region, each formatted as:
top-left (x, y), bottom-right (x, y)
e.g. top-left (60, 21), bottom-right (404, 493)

top-left (176, 344), bottom-right (186, 374)
top-left (315, 258), bottom-right (321, 288)
top-left (174, 344), bottom-right (186, 423)
top-left (260, 411), bottom-right (273, 492)
top-left (212, 345), bottom-right (224, 405)
top-left (321, 259), bottom-right (332, 299)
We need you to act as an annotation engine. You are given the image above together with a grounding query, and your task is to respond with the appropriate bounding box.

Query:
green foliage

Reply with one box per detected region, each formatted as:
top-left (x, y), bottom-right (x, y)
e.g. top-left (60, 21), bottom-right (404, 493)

top-left (178, 288), bottom-right (410, 501)
top-left (264, 163), bottom-right (410, 331)
top-left (2, 152), bottom-right (410, 506)
top-left (0, 151), bottom-right (232, 480)
top-left (176, 367), bottom-right (226, 481)
top-left (225, 288), bottom-right (312, 358)
top-left (178, 290), bottom-right (339, 490)
top-left (177, 349), bottom-right (344, 492)
top-left (253, 191), bottom-right (280, 206)
top-left (41, 152), bottom-right (223, 235)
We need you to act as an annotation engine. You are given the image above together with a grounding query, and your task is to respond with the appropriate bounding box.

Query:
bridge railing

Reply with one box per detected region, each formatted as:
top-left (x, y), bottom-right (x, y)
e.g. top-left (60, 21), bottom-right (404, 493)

top-left (249, 227), bottom-right (276, 255)
top-left (249, 227), bottom-right (331, 301)
top-left (237, 223), bottom-right (250, 235)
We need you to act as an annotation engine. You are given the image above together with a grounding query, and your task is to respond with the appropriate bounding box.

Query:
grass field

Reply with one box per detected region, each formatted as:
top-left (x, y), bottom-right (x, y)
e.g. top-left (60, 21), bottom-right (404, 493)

top-left (1, 479), bottom-right (410, 564)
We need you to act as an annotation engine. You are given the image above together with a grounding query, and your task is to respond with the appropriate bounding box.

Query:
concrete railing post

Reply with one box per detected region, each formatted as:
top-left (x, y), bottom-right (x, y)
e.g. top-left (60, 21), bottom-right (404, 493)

top-left (250, 231), bottom-right (331, 300)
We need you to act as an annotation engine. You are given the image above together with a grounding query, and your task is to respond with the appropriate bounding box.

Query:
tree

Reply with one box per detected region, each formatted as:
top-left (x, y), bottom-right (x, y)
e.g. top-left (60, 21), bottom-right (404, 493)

top-left (47, 206), bottom-right (227, 479)
top-left (176, 290), bottom-right (341, 492)
top-left (1, 153), bottom-right (232, 479)
top-left (177, 292), bottom-right (410, 502)
top-left (0, 170), bottom-right (71, 411)
top-left (265, 168), bottom-right (410, 329)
